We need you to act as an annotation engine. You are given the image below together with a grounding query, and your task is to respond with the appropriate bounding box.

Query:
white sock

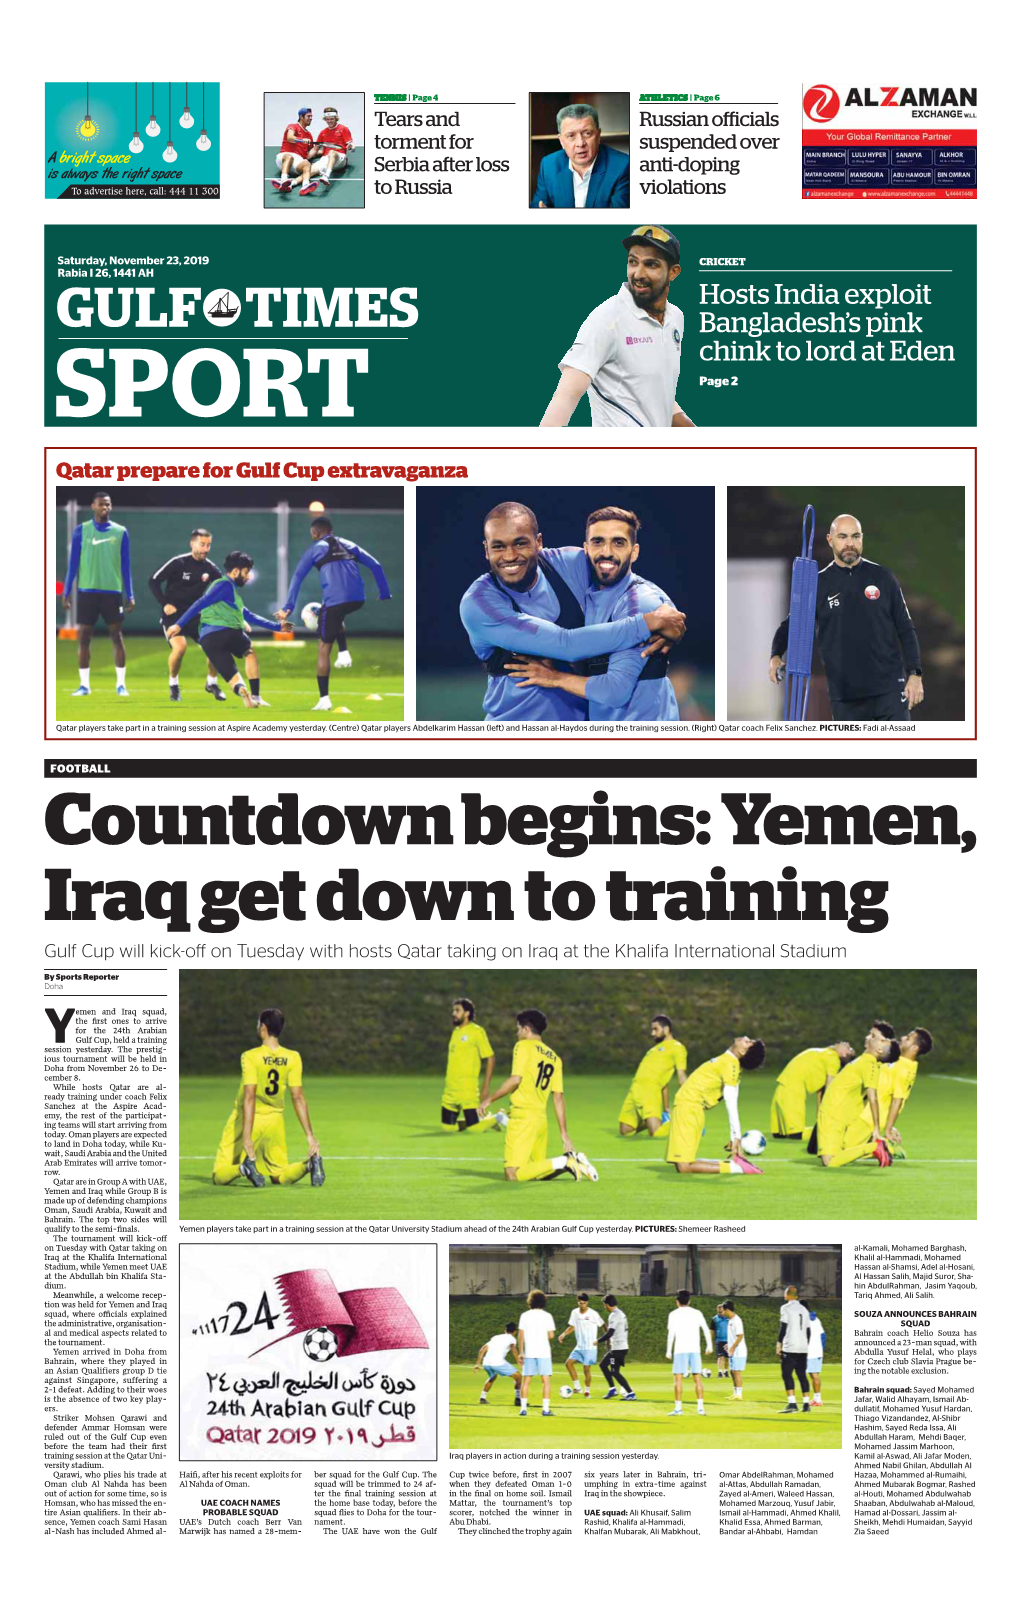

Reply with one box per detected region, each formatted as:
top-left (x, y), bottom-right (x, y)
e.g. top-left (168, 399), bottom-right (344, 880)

top-left (549, 1156), bottom-right (568, 1172)
top-left (735, 1389), bottom-right (742, 1398)
top-left (542, 1403), bottom-right (551, 1414)
top-left (573, 1382), bottom-right (581, 1391)
top-left (206, 674), bottom-right (217, 685)
top-left (169, 675), bottom-right (180, 687)
top-left (520, 1404), bottom-right (527, 1413)
top-left (115, 666), bottom-right (127, 687)
top-left (728, 1160), bottom-right (743, 1174)
top-left (79, 668), bottom-right (90, 688)
top-left (697, 1402), bottom-right (705, 1414)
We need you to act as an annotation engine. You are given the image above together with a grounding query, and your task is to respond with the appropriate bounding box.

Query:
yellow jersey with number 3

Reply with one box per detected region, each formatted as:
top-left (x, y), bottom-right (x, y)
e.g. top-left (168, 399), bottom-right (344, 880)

top-left (510, 1038), bottom-right (563, 1113)
top-left (235, 1045), bottom-right (303, 1112)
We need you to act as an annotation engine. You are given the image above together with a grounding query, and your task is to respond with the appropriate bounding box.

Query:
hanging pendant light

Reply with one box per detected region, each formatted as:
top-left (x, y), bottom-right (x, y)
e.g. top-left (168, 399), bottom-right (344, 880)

top-left (196, 82), bottom-right (212, 150)
top-left (179, 81), bottom-right (194, 129)
top-left (78, 82), bottom-right (97, 139)
top-left (129, 82), bottom-right (144, 152)
top-left (145, 81), bottom-right (160, 138)
top-left (162, 82), bottom-right (177, 160)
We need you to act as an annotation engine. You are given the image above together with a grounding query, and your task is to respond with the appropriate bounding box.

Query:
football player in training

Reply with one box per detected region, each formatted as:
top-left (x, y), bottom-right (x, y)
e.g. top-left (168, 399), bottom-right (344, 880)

top-left (770, 1041), bottom-right (855, 1141)
top-left (479, 1008), bottom-right (598, 1183)
top-left (212, 1008), bottom-right (324, 1188)
top-left (275, 515), bottom-right (392, 712)
top-left (474, 1322), bottom-right (522, 1406)
top-left (815, 1020), bottom-right (900, 1169)
top-left (558, 1291), bottom-right (604, 1397)
top-left (664, 1036), bottom-right (767, 1176)
top-left (846, 1026), bottom-right (933, 1160)
top-left (441, 998), bottom-right (498, 1134)
top-left (167, 550), bottom-right (278, 709)
top-left (619, 1013), bottom-right (687, 1137)
top-left (62, 490), bottom-right (134, 699)
top-left (148, 528), bottom-right (226, 704)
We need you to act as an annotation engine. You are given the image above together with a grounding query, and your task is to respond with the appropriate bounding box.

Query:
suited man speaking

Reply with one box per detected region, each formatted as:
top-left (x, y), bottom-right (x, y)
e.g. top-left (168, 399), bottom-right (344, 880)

top-left (532, 102), bottom-right (630, 209)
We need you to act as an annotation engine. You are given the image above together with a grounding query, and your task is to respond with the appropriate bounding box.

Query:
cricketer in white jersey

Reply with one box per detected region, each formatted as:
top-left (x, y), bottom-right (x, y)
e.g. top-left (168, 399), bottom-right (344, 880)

top-left (540, 226), bottom-right (695, 430)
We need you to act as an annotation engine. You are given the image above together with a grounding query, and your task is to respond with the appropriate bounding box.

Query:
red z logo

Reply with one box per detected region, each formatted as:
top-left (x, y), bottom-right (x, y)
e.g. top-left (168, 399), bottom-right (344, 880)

top-left (881, 87), bottom-right (900, 106)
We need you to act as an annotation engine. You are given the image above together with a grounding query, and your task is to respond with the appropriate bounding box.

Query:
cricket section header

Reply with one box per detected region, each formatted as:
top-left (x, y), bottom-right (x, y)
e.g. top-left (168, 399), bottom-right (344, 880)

top-left (45, 222), bottom-right (976, 427)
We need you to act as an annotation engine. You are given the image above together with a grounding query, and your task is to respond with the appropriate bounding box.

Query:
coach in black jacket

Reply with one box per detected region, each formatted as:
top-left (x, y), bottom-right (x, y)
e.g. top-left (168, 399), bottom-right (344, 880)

top-left (768, 513), bottom-right (924, 721)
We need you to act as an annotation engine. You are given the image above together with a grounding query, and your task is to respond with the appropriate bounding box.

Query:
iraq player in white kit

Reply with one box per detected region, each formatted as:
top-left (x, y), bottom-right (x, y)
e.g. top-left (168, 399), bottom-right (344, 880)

top-left (558, 1291), bottom-right (604, 1396)
top-left (517, 1290), bottom-right (558, 1417)
top-left (540, 226), bottom-right (695, 429)
top-left (666, 1292), bottom-right (714, 1416)
top-left (777, 1285), bottom-right (813, 1414)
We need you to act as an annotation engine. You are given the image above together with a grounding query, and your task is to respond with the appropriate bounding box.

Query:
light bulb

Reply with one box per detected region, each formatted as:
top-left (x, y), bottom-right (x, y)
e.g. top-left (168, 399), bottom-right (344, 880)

top-left (163, 142), bottom-right (177, 161)
top-left (81, 118), bottom-right (96, 137)
top-left (146, 117), bottom-right (160, 137)
top-left (196, 129), bottom-right (211, 151)
top-left (129, 132), bottom-right (144, 153)
top-left (179, 107), bottom-right (194, 128)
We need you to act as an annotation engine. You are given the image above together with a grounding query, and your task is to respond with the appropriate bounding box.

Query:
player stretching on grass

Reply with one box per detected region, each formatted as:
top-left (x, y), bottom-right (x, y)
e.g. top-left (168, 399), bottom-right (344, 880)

top-left (618, 1013), bottom-right (685, 1137)
top-left (440, 998), bottom-right (497, 1135)
top-left (475, 1323), bottom-right (522, 1406)
top-left (63, 491), bottom-right (134, 699)
top-left (664, 1037), bottom-right (767, 1176)
top-left (148, 528), bottom-right (225, 704)
top-left (770, 1041), bottom-right (854, 1141)
top-left (666, 1292), bottom-right (713, 1417)
top-left (480, 1009), bottom-right (598, 1184)
top-left (846, 1026), bottom-right (933, 1160)
top-left (167, 550), bottom-right (277, 710)
top-left (815, 1022), bottom-right (899, 1169)
top-left (275, 516), bottom-right (392, 712)
top-left (212, 1008), bottom-right (325, 1188)
top-left (558, 1291), bottom-right (604, 1396)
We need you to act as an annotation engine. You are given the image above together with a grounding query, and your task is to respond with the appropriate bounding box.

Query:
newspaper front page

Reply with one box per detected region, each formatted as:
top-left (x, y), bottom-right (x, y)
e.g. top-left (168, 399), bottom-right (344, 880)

top-left (21, 13), bottom-right (996, 1588)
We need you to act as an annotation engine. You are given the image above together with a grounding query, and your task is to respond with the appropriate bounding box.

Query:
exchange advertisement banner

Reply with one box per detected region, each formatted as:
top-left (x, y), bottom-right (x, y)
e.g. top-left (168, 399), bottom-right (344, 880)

top-left (45, 222), bottom-right (976, 428)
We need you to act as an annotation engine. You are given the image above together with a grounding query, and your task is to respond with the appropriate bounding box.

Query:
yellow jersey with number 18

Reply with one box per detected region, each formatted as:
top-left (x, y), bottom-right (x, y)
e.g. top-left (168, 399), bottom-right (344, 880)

top-left (236, 1045), bottom-right (303, 1112)
top-left (509, 1038), bottom-right (563, 1113)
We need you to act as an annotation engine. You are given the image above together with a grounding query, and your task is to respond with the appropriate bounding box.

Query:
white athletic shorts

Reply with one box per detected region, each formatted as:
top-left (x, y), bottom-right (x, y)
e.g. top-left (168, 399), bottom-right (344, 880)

top-left (313, 150), bottom-right (347, 176)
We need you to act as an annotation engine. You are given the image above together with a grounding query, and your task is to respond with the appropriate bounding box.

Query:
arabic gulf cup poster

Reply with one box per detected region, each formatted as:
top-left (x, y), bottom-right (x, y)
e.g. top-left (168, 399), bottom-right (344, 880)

top-left (180, 1245), bottom-right (437, 1461)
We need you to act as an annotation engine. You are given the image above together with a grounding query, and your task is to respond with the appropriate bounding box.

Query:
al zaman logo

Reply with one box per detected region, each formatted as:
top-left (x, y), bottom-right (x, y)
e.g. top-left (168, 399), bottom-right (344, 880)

top-left (803, 84), bottom-right (840, 122)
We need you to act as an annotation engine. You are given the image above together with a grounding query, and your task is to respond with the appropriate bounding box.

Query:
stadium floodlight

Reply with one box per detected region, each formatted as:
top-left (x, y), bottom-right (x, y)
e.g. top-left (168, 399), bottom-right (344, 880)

top-left (782, 503), bottom-right (818, 723)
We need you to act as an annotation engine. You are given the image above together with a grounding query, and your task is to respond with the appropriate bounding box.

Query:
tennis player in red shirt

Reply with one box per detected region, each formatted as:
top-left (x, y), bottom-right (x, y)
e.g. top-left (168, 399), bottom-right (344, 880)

top-left (273, 107), bottom-right (318, 195)
top-left (310, 107), bottom-right (356, 187)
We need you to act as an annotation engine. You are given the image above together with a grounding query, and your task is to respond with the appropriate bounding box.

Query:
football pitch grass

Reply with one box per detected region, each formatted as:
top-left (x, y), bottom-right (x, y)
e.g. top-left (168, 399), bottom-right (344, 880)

top-left (179, 1073), bottom-right (976, 1222)
top-left (55, 635), bottom-right (403, 723)
top-left (448, 1363), bottom-right (841, 1450)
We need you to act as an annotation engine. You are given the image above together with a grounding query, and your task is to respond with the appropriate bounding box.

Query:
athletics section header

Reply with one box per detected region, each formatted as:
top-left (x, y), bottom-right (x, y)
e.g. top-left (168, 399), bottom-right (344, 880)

top-left (44, 222), bottom-right (976, 428)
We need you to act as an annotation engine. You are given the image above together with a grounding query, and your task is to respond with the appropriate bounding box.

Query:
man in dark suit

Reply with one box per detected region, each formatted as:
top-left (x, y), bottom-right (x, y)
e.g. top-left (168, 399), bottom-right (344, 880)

top-left (532, 102), bottom-right (629, 209)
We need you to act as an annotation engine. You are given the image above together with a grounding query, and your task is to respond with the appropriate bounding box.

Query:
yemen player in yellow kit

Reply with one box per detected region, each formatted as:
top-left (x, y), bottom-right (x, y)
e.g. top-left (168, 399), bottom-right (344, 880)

top-left (770, 1042), bottom-right (853, 1139)
top-left (816, 1022), bottom-right (898, 1169)
top-left (664, 1037), bottom-right (767, 1175)
top-left (848, 1026), bottom-right (933, 1158)
top-left (441, 997), bottom-right (497, 1133)
top-left (619, 1014), bottom-right (687, 1137)
top-left (212, 1008), bottom-right (324, 1188)
top-left (479, 1009), bottom-right (598, 1183)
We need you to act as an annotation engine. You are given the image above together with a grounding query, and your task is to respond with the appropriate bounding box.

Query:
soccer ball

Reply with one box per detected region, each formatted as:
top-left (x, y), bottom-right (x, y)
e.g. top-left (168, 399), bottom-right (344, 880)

top-left (301, 601), bottom-right (322, 632)
top-left (303, 1326), bottom-right (338, 1361)
top-left (741, 1129), bottom-right (767, 1157)
top-left (559, 1385), bottom-right (574, 1399)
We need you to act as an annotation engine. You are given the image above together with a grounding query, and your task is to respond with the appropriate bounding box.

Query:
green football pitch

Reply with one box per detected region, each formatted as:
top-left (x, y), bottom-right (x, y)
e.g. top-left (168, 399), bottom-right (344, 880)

top-left (55, 636), bottom-right (403, 723)
top-left (448, 1363), bottom-right (841, 1450)
top-left (178, 1072), bottom-right (975, 1222)
top-left (263, 148), bottom-right (365, 208)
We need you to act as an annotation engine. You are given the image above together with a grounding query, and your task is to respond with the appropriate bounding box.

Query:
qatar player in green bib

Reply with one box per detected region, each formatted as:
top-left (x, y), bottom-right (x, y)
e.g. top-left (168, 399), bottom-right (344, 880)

top-left (62, 491), bottom-right (135, 697)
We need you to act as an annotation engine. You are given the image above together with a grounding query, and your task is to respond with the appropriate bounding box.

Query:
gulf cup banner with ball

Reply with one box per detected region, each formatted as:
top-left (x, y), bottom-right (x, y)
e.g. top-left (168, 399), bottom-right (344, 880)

top-left (179, 1246), bottom-right (437, 1461)
top-left (45, 82), bottom-right (221, 198)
